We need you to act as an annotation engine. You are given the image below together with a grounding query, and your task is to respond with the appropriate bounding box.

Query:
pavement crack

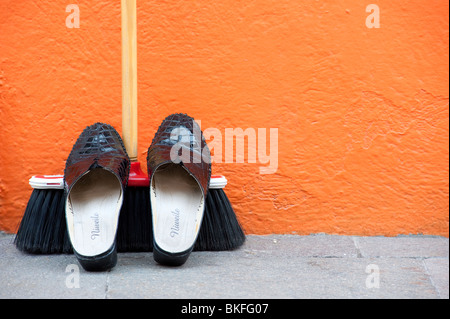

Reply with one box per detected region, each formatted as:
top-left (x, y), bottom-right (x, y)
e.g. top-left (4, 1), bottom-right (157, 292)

top-left (352, 237), bottom-right (364, 258)
top-left (105, 270), bottom-right (111, 299)
top-left (421, 259), bottom-right (442, 299)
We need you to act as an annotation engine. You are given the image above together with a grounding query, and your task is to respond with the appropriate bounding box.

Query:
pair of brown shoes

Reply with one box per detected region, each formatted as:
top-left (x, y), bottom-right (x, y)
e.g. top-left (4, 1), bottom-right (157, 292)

top-left (64, 113), bottom-right (211, 271)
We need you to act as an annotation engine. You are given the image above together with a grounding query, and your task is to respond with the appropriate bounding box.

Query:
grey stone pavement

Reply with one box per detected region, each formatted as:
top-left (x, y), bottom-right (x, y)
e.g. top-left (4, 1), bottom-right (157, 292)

top-left (0, 232), bottom-right (448, 299)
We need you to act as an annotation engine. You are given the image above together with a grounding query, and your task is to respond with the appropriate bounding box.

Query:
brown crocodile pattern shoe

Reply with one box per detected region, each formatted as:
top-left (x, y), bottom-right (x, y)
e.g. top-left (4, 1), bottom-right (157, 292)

top-left (64, 122), bottom-right (130, 271)
top-left (147, 113), bottom-right (211, 266)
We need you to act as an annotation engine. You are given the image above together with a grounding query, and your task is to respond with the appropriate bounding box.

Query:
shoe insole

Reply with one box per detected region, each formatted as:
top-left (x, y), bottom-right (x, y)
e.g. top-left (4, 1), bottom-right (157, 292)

top-left (151, 164), bottom-right (204, 254)
top-left (66, 168), bottom-right (122, 257)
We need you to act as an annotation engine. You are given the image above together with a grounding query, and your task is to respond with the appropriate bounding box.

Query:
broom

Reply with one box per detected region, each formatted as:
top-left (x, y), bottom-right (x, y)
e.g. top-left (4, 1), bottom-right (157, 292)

top-left (14, 174), bottom-right (244, 253)
top-left (116, 0), bottom-right (152, 252)
top-left (14, 0), bottom-right (244, 253)
top-left (118, 0), bottom-right (245, 252)
top-left (14, 175), bottom-right (71, 254)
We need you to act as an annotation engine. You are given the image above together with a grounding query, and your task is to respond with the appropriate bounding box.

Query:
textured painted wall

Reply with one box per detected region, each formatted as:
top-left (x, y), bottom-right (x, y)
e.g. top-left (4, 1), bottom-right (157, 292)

top-left (0, 0), bottom-right (448, 236)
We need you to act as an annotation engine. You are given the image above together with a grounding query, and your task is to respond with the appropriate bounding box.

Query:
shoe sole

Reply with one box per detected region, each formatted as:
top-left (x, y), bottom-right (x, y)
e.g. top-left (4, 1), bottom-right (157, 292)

top-left (151, 163), bottom-right (204, 255)
top-left (66, 168), bottom-right (123, 257)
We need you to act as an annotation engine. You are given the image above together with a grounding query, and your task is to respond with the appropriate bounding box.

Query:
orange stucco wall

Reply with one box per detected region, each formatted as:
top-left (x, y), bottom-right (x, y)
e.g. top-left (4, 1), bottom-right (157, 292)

top-left (0, 1), bottom-right (448, 236)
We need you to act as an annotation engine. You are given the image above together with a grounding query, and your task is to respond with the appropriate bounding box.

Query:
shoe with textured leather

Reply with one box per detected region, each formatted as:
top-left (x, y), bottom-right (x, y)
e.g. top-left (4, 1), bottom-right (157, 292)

top-left (64, 122), bottom-right (130, 271)
top-left (147, 113), bottom-right (211, 266)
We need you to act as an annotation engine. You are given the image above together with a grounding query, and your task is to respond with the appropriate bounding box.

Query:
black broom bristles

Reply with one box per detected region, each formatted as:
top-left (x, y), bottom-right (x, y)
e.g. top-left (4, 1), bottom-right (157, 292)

top-left (14, 186), bottom-right (154, 254)
top-left (117, 185), bottom-right (246, 252)
top-left (195, 188), bottom-right (246, 251)
top-left (14, 188), bottom-right (71, 254)
top-left (116, 186), bottom-right (153, 252)
top-left (15, 177), bottom-right (245, 254)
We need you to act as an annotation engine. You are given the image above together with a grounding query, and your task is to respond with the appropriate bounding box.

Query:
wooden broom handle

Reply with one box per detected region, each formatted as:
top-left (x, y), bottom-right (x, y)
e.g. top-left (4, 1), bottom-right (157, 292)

top-left (121, 0), bottom-right (138, 162)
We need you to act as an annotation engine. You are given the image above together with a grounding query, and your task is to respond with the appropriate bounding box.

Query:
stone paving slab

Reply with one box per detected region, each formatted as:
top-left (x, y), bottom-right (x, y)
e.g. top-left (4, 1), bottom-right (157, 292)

top-left (0, 233), bottom-right (448, 299)
top-left (354, 236), bottom-right (449, 258)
